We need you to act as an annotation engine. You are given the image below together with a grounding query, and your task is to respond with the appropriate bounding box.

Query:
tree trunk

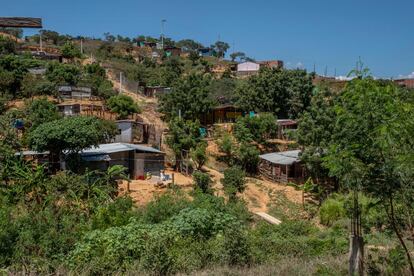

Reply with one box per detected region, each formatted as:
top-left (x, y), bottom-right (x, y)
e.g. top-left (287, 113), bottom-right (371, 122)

top-left (387, 196), bottom-right (414, 275)
top-left (349, 191), bottom-right (364, 276)
top-left (349, 235), bottom-right (364, 275)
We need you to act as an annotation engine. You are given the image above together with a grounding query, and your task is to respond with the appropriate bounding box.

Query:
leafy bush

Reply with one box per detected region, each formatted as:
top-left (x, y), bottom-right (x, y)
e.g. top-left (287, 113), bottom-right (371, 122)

top-left (191, 142), bottom-right (207, 170)
top-left (45, 62), bottom-right (81, 85)
top-left (319, 196), bottom-right (346, 226)
top-left (221, 167), bottom-right (246, 201)
top-left (234, 113), bottom-right (277, 144)
top-left (106, 94), bottom-right (140, 119)
top-left (61, 41), bottom-right (81, 59)
top-left (169, 207), bottom-right (240, 239)
top-left (141, 192), bottom-right (190, 224)
top-left (218, 132), bottom-right (234, 162)
top-left (193, 171), bottom-right (212, 194)
top-left (235, 142), bottom-right (260, 174)
top-left (223, 226), bottom-right (252, 266)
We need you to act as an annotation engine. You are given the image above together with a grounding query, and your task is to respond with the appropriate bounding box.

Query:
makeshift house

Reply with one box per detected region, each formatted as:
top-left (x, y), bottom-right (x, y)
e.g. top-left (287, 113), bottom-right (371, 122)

top-left (15, 143), bottom-right (165, 179)
top-left (198, 48), bottom-right (214, 57)
top-left (58, 86), bottom-right (92, 99)
top-left (237, 60), bottom-right (284, 76)
top-left (199, 104), bottom-right (243, 125)
top-left (164, 46), bottom-right (182, 57)
top-left (57, 102), bottom-right (104, 116)
top-left (115, 120), bottom-right (150, 144)
top-left (259, 150), bottom-right (304, 184)
top-left (237, 61), bottom-right (260, 76)
top-left (80, 143), bottom-right (165, 179)
top-left (31, 51), bottom-right (62, 62)
top-left (143, 86), bottom-right (171, 97)
top-left (277, 119), bottom-right (297, 140)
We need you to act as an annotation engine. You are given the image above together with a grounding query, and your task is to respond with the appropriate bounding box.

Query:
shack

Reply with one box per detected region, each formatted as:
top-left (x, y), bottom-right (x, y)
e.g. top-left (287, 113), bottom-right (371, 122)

top-left (259, 150), bottom-right (304, 184)
top-left (115, 120), bottom-right (150, 144)
top-left (277, 119), bottom-right (297, 140)
top-left (80, 143), bottom-right (165, 179)
top-left (200, 104), bottom-right (243, 125)
top-left (143, 86), bottom-right (171, 97)
top-left (164, 46), bottom-right (182, 57)
top-left (57, 102), bottom-right (104, 116)
top-left (58, 86), bottom-right (92, 99)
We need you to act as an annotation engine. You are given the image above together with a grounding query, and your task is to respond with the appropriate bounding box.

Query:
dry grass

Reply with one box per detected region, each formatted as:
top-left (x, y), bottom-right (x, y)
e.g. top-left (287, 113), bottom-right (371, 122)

top-left (182, 255), bottom-right (348, 276)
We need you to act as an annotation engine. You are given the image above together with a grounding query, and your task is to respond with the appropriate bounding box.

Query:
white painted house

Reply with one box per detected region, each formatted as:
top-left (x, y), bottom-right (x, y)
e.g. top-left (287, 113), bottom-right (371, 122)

top-left (237, 61), bottom-right (260, 76)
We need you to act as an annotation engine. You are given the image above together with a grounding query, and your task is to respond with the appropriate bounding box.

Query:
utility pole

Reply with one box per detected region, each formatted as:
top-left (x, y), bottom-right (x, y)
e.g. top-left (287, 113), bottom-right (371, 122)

top-left (161, 19), bottom-right (166, 49)
top-left (119, 72), bottom-right (123, 94)
top-left (80, 39), bottom-right (83, 55)
top-left (39, 31), bottom-right (43, 52)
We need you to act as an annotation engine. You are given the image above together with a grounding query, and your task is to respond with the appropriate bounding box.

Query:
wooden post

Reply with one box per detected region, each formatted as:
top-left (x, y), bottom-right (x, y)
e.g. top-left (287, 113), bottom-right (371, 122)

top-left (172, 173), bottom-right (175, 185)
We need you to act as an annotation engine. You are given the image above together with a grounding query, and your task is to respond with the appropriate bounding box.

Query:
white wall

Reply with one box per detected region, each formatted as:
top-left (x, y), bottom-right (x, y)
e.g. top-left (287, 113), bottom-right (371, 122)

top-left (237, 61), bottom-right (260, 72)
top-left (114, 122), bottom-right (133, 143)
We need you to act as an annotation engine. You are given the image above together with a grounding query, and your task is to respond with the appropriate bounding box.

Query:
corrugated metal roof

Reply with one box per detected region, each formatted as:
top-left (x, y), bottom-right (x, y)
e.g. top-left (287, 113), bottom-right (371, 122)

top-left (80, 143), bottom-right (163, 156)
top-left (81, 154), bottom-right (111, 162)
top-left (259, 150), bottom-right (301, 165)
top-left (15, 150), bottom-right (50, 156)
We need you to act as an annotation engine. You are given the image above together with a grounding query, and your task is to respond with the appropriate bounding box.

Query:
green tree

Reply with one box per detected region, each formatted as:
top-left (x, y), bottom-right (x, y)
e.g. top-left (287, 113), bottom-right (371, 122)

top-left (234, 113), bottom-right (277, 144)
top-left (218, 133), bottom-right (235, 163)
top-left (106, 94), bottom-right (140, 119)
top-left (296, 84), bottom-right (339, 189)
top-left (191, 142), bottom-right (208, 171)
top-left (211, 41), bottom-right (230, 58)
top-left (25, 98), bottom-right (61, 130)
top-left (159, 73), bottom-right (215, 121)
top-left (322, 77), bottom-right (414, 274)
top-left (0, 36), bottom-right (16, 55)
top-left (28, 116), bottom-right (116, 168)
top-left (176, 39), bottom-right (204, 51)
top-left (221, 167), bottom-right (246, 201)
top-left (166, 118), bottom-right (202, 170)
top-left (61, 41), bottom-right (82, 59)
top-left (235, 143), bottom-right (260, 174)
top-left (208, 78), bottom-right (238, 104)
top-left (159, 56), bottom-right (183, 86)
top-left (236, 68), bottom-right (313, 119)
top-left (193, 171), bottom-right (212, 194)
top-left (230, 51), bottom-right (246, 62)
top-left (45, 62), bottom-right (81, 85)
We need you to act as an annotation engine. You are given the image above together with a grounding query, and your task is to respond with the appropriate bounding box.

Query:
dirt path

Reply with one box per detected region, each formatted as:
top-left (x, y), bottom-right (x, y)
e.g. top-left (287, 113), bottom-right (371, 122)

top-left (105, 68), bottom-right (166, 130)
top-left (204, 166), bottom-right (302, 213)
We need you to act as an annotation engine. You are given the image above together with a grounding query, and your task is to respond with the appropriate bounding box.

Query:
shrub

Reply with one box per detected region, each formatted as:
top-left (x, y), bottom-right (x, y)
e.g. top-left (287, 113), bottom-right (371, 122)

top-left (234, 113), bottom-right (277, 144)
top-left (223, 226), bottom-right (252, 266)
top-left (319, 196), bottom-right (346, 226)
top-left (61, 42), bottom-right (81, 59)
top-left (193, 171), bottom-right (212, 194)
top-left (218, 133), bottom-right (234, 162)
top-left (235, 143), bottom-right (260, 174)
top-left (107, 94), bottom-right (140, 119)
top-left (142, 193), bottom-right (190, 224)
top-left (191, 142), bottom-right (207, 170)
top-left (221, 167), bottom-right (246, 201)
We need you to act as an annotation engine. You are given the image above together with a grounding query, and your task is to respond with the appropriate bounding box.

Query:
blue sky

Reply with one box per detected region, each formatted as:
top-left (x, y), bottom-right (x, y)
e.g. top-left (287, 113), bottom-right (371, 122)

top-left (3, 0), bottom-right (414, 78)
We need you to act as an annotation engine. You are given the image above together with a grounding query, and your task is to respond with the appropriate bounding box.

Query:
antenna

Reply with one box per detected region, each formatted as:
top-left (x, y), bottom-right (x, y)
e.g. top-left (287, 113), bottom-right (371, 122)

top-left (161, 19), bottom-right (166, 49)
